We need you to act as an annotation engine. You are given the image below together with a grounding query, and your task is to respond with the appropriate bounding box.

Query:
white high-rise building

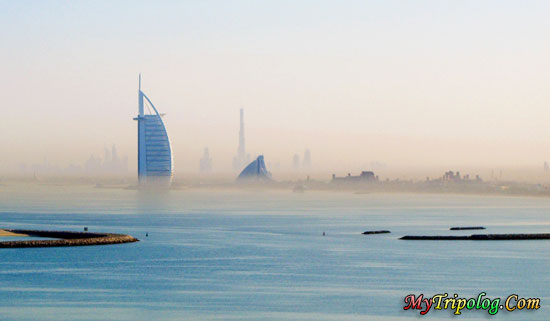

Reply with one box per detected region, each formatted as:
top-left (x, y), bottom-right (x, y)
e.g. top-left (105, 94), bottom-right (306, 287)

top-left (133, 75), bottom-right (173, 185)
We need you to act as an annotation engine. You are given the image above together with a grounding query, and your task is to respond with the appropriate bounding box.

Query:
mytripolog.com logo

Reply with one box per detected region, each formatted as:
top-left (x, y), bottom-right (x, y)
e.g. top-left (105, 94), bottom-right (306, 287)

top-left (403, 293), bottom-right (540, 315)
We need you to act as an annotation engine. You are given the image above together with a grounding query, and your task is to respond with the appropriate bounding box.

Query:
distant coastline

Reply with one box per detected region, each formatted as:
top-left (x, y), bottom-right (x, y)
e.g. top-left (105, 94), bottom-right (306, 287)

top-left (3, 173), bottom-right (550, 199)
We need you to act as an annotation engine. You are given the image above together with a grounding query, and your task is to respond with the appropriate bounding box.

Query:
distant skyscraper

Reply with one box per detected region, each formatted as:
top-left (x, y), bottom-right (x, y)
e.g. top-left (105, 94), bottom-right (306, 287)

top-left (104, 147), bottom-right (111, 164)
top-left (293, 153), bottom-right (300, 170)
top-left (233, 108), bottom-right (250, 171)
top-left (133, 75), bottom-right (173, 185)
top-left (111, 144), bottom-right (118, 163)
top-left (102, 145), bottom-right (126, 174)
top-left (85, 155), bottom-right (101, 174)
top-left (199, 148), bottom-right (213, 173)
top-left (302, 149), bottom-right (311, 169)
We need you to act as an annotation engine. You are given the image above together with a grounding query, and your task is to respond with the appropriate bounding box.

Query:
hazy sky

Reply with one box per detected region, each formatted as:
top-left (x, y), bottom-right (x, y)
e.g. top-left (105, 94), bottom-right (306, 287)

top-left (2, 0), bottom-right (550, 175)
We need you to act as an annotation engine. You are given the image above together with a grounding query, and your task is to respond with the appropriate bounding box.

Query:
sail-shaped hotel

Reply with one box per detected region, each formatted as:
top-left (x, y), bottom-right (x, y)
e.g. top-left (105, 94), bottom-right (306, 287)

top-left (133, 76), bottom-right (173, 185)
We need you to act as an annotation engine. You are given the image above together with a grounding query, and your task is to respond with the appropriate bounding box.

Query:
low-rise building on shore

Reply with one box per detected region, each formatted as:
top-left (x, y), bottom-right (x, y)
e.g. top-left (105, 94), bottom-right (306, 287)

top-left (331, 171), bottom-right (379, 184)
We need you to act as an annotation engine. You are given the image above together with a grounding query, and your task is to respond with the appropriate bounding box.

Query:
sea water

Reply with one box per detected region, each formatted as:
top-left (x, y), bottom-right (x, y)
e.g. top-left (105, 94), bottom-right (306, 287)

top-left (0, 183), bottom-right (549, 320)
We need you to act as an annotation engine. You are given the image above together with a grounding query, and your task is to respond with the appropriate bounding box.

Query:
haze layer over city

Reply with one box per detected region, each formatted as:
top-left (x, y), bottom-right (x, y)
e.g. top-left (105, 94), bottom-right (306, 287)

top-left (2, 0), bottom-right (550, 182)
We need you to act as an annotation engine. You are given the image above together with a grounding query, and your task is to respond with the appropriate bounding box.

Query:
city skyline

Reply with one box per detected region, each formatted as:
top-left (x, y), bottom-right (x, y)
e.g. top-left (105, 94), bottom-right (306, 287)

top-left (2, 1), bottom-right (550, 174)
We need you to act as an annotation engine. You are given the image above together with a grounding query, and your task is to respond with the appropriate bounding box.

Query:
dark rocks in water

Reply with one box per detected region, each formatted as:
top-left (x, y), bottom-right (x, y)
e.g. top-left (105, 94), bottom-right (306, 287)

top-left (401, 235), bottom-right (470, 240)
top-left (450, 226), bottom-right (485, 230)
top-left (362, 230), bottom-right (391, 235)
top-left (471, 233), bottom-right (550, 240)
top-left (0, 229), bottom-right (139, 248)
top-left (401, 233), bottom-right (550, 241)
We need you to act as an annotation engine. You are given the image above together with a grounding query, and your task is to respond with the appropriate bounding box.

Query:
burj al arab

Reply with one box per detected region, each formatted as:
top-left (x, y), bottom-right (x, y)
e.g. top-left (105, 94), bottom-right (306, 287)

top-left (133, 75), bottom-right (173, 185)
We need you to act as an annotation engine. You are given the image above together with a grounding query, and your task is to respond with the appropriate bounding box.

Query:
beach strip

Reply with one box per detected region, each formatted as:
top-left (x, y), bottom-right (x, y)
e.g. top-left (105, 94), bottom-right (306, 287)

top-left (0, 229), bottom-right (29, 237)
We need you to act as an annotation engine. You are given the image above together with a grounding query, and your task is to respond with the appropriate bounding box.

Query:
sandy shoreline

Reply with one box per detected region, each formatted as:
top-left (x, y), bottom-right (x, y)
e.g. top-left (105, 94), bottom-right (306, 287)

top-left (0, 229), bottom-right (28, 237)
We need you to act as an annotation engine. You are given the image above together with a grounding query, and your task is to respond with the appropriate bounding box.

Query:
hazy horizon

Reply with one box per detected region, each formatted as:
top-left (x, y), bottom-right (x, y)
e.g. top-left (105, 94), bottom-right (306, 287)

top-left (2, 0), bottom-right (550, 177)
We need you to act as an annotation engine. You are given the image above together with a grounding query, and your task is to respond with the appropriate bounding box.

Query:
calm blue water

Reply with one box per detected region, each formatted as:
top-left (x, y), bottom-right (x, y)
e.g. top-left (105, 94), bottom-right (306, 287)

top-left (1, 183), bottom-right (549, 320)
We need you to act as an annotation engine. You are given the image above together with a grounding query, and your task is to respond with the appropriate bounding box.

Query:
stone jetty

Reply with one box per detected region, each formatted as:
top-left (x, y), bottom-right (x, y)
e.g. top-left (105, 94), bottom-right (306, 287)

top-left (0, 229), bottom-right (139, 248)
top-left (400, 233), bottom-right (550, 241)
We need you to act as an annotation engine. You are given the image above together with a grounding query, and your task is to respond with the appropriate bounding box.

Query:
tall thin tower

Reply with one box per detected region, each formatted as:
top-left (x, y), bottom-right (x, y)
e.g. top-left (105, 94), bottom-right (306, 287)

top-left (233, 108), bottom-right (250, 170)
top-left (238, 108), bottom-right (245, 160)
